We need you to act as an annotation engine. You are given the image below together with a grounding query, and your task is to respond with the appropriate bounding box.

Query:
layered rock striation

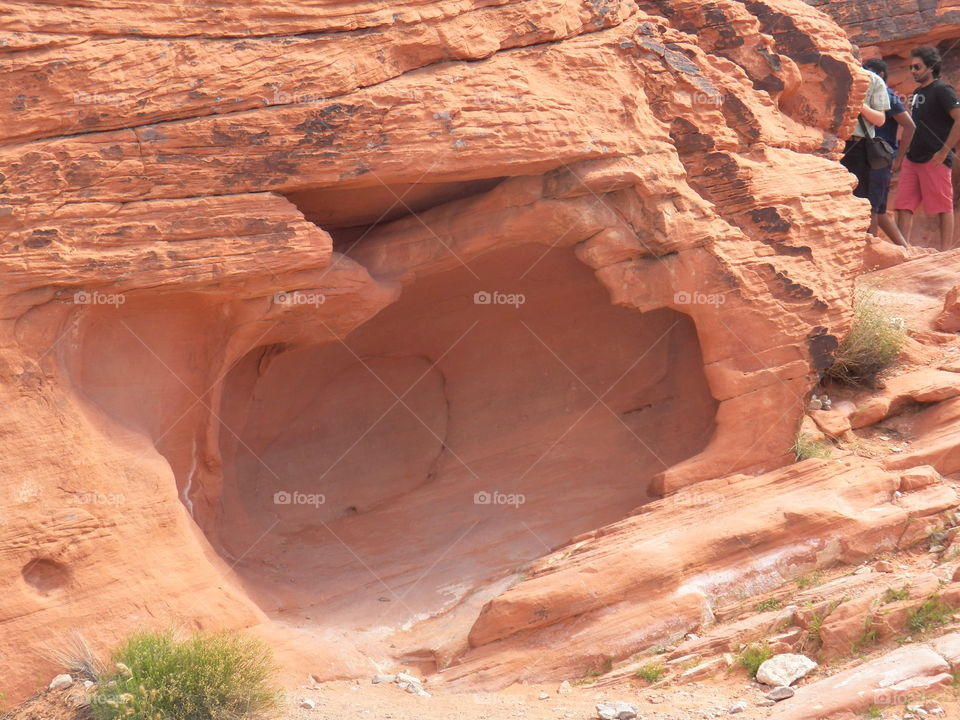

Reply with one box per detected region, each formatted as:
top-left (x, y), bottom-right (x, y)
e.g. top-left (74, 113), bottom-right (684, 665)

top-left (0, 0), bottom-right (894, 700)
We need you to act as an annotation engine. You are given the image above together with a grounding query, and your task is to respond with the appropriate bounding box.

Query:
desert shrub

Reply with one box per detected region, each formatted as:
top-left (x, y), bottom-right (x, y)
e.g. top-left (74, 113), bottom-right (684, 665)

top-left (907, 596), bottom-right (955, 635)
top-left (635, 662), bottom-right (666, 683)
top-left (91, 630), bottom-right (278, 720)
top-left (43, 631), bottom-right (104, 681)
top-left (792, 432), bottom-right (832, 461)
top-left (881, 586), bottom-right (909, 604)
top-left (794, 571), bottom-right (824, 590)
top-left (825, 288), bottom-right (906, 387)
top-left (737, 643), bottom-right (773, 678)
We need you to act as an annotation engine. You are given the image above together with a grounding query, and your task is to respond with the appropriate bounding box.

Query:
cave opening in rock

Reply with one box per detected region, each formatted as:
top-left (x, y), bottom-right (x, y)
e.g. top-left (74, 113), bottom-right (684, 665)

top-left (284, 178), bottom-right (506, 250)
top-left (210, 242), bottom-right (719, 632)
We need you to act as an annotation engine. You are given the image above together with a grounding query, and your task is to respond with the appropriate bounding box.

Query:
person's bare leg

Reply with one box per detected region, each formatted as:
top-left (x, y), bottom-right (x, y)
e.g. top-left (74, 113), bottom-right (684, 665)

top-left (868, 212), bottom-right (880, 236)
top-left (941, 211), bottom-right (955, 251)
top-left (896, 209), bottom-right (914, 243)
top-left (877, 212), bottom-right (909, 246)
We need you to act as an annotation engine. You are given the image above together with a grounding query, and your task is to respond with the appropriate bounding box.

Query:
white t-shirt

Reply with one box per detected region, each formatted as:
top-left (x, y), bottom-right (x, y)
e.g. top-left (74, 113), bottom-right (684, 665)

top-left (852, 68), bottom-right (891, 138)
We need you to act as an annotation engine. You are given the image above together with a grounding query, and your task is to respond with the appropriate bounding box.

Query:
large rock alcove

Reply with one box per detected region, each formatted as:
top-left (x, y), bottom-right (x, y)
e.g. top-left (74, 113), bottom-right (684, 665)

top-left (209, 242), bottom-right (718, 631)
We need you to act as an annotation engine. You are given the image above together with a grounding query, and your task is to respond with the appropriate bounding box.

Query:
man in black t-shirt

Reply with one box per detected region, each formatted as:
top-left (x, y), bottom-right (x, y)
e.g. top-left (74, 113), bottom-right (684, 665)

top-left (892, 46), bottom-right (960, 251)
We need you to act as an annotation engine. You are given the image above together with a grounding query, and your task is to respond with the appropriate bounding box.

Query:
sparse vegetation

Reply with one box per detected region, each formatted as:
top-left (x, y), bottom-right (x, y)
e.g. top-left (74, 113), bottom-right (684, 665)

top-left (755, 598), bottom-right (782, 612)
top-left (795, 571), bottom-right (824, 590)
top-left (635, 662), bottom-right (666, 684)
top-left (586, 655), bottom-right (614, 678)
top-left (853, 617), bottom-right (880, 654)
top-left (737, 643), bottom-right (773, 678)
top-left (881, 586), bottom-right (909, 604)
top-left (802, 599), bottom-right (842, 653)
top-left (907, 596), bottom-right (955, 635)
top-left (42, 631), bottom-right (104, 682)
top-left (825, 287), bottom-right (907, 387)
top-left (863, 705), bottom-right (883, 719)
top-left (792, 431), bottom-right (832, 461)
top-left (90, 630), bottom-right (278, 720)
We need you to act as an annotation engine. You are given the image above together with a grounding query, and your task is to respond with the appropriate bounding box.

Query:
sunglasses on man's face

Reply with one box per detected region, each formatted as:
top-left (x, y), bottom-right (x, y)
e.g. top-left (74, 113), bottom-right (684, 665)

top-left (910, 63), bottom-right (925, 70)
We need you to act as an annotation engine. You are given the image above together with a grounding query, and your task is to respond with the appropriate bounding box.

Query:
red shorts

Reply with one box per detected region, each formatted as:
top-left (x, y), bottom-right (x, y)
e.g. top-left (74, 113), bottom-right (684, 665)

top-left (892, 157), bottom-right (953, 214)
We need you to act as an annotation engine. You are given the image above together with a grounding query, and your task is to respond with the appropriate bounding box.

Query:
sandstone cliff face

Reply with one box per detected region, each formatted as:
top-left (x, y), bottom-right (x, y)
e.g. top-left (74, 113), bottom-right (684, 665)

top-left (805, 0), bottom-right (960, 54)
top-left (0, 0), bottom-right (883, 700)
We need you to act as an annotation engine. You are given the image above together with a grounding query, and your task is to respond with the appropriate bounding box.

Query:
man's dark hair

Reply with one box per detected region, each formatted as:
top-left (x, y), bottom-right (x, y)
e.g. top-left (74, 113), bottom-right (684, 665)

top-left (863, 58), bottom-right (888, 80)
top-left (912, 46), bottom-right (942, 78)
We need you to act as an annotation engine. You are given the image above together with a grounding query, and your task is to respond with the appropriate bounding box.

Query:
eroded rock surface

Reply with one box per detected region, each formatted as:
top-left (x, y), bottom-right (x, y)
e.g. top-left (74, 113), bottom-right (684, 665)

top-left (0, 0), bottom-right (918, 703)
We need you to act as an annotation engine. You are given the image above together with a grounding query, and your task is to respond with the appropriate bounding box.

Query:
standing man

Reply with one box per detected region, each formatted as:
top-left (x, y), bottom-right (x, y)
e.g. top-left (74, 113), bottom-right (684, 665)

top-left (840, 64), bottom-right (890, 231)
top-left (863, 58), bottom-right (915, 246)
top-left (892, 46), bottom-right (960, 251)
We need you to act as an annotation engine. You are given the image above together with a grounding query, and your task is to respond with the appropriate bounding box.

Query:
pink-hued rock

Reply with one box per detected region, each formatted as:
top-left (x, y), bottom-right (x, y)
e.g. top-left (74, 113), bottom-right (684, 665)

top-left (809, 409), bottom-right (851, 439)
top-left (6, 0), bottom-right (960, 707)
top-left (769, 644), bottom-right (952, 720)
top-left (937, 285), bottom-right (960, 332)
top-left (899, 466), bottom-right (943, 492)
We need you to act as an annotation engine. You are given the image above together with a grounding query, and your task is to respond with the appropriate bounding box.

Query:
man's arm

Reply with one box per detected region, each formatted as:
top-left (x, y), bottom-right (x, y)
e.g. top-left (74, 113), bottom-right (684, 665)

top-left (892, 110), bottom-right (916, 171)
top-left (930, 106), bottom-right (960, 165)
top-left (861, 103), bottom-right (886, 126)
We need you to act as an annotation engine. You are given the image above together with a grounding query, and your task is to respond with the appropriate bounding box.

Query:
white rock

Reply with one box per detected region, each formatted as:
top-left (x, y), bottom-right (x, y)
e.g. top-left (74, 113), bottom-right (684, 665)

top-left (299, 698), bottom-right (316, 710)
top-left (558, 680), bottom-right (573, 695)
top-left (755, 654), bottom-right (817, 687)
top-left (596, 700), bottom-right (638, 720)
top-left (766, 685), bottom-right (795, 701)
top-left (395, 672), bottom-right (421, 685)
top-left (728, 701), bottom-right (747, 714)
top-left (539, 693), bottom-right (550, 700)
top-left (371, 674), bottom-right (396, 684)
top-left (49, 674), bottom-right (73, 691)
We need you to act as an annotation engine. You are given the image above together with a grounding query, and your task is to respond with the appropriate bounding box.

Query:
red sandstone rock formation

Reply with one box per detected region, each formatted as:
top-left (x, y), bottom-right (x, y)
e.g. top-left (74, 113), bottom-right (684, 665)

top-left (2, 0), bottom-right (945, 706)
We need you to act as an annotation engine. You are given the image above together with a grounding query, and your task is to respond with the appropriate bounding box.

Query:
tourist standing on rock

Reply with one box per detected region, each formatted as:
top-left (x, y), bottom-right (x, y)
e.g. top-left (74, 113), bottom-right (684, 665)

top-left (840, 65), bottom-right (890, 234)
top-left (892, 46), bottom-right (960, 251)
top-left (862, 58), bottom-right (915, 247)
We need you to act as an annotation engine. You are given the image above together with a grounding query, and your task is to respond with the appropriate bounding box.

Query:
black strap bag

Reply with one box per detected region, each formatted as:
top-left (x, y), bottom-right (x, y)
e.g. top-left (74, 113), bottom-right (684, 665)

top-left (857, 116), bottom-right (894, 169)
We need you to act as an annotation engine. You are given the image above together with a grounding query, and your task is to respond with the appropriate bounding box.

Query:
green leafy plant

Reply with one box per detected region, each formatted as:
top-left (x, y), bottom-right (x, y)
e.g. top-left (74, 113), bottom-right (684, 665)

top-left (755, 598), bottom-right (782, 613)
top-left (881, 586), bottom-right (909, 604)
top-left (862, 705), bottom-right (883, 718)
top-left (795, 571), bottom-right (824, 590)
top-left (853, 617), bottom-right (880, 654)
top-left (635, 662), bottom-right (666, 684)
top-left (825, 287), bottom-right (907, 387)
top-left (907, 596), bottom-right (955, 635)
top-left (90, 630), bottom-right (278, 720)
top-left (802, 599), bottom-right (842, 653)
top-left (737, 643), bottom-right (773, 678)
top-left (792, 431), bottom-right (832, 461)
top-left (586, 655), bottom-right (614, 678)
